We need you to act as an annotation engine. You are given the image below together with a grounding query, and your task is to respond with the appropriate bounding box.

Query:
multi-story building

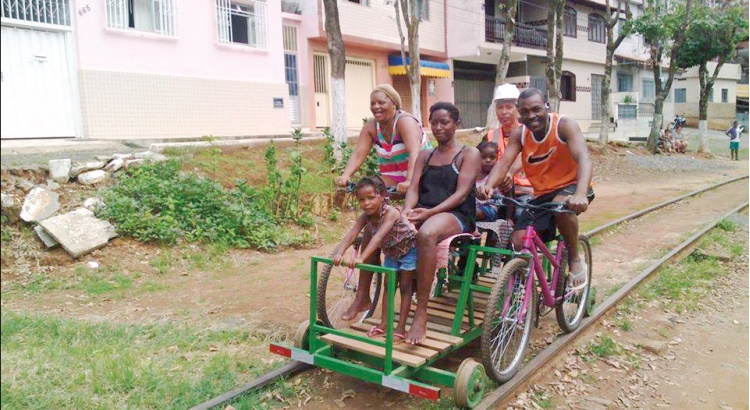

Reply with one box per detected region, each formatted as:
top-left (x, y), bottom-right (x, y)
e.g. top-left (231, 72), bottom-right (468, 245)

top-left (1, 0), bottom-right (296, 141)
top-left (294, 0), bottom-right (451, 130)
top-left (0, 0), bottom-right (739, 141)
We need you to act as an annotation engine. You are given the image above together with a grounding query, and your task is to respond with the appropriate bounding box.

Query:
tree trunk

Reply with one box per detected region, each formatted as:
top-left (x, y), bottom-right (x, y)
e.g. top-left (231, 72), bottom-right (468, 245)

top-left (395, 0), bottom-right (422, 122)
top-left (545, 0), bottom-right (564, 112)
top-left (323, 0), bottom-right (347, 149)
top-left (599, 61), bottom-right (613, 147)
top-left (600, 0), bottom-right (630, 149)
top-left (647, 93), bottom-right (664, 152)
top-left (698, 63), bottom-right (710, 153)
top-left (485, 0), bottom-right (517, 130)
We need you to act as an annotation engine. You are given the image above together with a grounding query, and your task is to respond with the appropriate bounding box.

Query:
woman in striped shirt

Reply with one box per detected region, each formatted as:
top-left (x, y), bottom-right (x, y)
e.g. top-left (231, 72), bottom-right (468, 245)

top-left (334, 84), bottom-right (430, 321)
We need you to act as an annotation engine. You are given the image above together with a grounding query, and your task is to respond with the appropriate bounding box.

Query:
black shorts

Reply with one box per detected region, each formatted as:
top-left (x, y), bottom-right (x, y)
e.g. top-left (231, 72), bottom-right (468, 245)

top-left (514, 184), bottom-right (595, 243)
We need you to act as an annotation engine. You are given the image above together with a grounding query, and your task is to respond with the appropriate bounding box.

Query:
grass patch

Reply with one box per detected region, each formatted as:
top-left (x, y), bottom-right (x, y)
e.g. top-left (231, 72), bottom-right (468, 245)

top-left (589, 335), bottom-right (622, 358)
top-left (1, 310), bottom-right (280, 409)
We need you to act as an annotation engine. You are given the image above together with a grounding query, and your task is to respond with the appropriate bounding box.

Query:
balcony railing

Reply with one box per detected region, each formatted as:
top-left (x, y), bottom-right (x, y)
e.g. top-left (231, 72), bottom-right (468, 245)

top-left (485, 15), bottom-right (547, 50)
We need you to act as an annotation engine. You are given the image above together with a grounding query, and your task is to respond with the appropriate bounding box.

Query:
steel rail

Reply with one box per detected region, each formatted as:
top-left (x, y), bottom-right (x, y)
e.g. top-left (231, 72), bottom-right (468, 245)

top-left (190, 175), bottom-right (748, 410)
top-left (476, 201), bottom-right (749, 409)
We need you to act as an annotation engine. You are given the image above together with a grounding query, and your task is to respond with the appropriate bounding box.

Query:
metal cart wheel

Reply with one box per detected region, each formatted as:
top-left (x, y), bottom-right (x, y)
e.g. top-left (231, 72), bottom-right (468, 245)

top-left (293, 320), bottom-right (310, 350)
top-left (454, 358), bottom-right (487, 408)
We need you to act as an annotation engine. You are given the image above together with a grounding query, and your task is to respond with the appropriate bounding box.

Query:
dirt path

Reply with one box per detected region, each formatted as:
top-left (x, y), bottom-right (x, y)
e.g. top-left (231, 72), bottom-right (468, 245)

top-left (506, 213), bottom-right (749, 410)
top-left (1, 151), bottom-right (748, 409)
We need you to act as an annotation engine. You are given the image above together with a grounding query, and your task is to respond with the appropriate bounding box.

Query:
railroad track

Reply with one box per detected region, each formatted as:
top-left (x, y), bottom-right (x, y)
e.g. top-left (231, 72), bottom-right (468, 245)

top-left (190, 175), bottom-right (749, 410)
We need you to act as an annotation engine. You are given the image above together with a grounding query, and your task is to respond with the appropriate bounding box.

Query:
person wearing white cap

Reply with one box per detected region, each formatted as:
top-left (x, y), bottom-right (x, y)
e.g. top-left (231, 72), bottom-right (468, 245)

top-left (485, 84), bottom-right (533, 200)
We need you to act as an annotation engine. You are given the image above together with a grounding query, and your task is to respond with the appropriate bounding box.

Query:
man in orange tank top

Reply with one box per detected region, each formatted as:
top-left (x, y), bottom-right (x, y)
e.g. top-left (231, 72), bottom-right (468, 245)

top-left (480, 88), bottom-right (594, 289)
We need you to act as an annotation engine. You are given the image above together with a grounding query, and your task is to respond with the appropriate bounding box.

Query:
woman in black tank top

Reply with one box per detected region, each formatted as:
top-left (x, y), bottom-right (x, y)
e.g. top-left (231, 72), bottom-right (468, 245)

top-left (401, 102), bottom-right (480, 345)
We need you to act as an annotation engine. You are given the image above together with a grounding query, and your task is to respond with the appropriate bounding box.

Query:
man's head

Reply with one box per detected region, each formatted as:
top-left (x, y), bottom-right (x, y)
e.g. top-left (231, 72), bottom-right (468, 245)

top-left (518, 88), bottom-right (548, 134)
top-left (493, 84), bottom-right (521, 128)
top-left (733, 121), bottom-right (739, 128)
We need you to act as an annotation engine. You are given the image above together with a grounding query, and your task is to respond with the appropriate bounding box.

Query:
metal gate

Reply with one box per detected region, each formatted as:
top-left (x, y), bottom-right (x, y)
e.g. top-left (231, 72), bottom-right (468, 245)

top-left (454, 78), bottom-right (494, 128)
top-left (344, 57), bottom-right (375, 128)
top-left (591, 74), bottom-right (604, 120)
top-left (1, 26), bottom-right (77, 139)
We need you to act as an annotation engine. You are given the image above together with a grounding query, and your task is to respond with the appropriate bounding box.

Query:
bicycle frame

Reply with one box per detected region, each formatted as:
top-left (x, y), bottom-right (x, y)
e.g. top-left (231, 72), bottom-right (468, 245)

top-left (503, 225), bottom-right (566, 321)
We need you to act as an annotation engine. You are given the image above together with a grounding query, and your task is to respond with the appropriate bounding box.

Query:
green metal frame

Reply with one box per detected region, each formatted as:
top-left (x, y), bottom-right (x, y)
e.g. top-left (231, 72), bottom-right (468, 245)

top-left (280, 242), bottom-right (514, 397)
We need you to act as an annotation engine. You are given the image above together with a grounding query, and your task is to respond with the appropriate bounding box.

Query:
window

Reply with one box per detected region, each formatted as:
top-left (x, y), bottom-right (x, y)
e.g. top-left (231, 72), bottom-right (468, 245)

top-left (347, 0), bottom-right (369, 5)
top-left (105, 0), bottom-right (177, 36)
top-left (216, 0), bottom-right (268, 48)
top-left (564, 7), bottom-right (577, 37)
top-left (417, 0), bottom-right (429, 21)
top-left (617, 73), bottom-right (632, 92)
top-left (722, 88), bottom-right (728, 103)
top-left (561, 71), bottom-right (576, 101)
top-left (588, 13), bottom-right (605, 43)
top-left (2, 0), bottom-right (71, 27)
top-left (642, 78), bottom-right (655, 101)
top-left (675, 88), bottom-right (686, 103)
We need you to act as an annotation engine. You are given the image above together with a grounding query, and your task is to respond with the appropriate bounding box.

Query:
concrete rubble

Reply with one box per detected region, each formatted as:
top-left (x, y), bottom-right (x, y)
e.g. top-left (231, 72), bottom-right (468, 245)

top-left (2, 148), bottom-right (170, 258)
top-left (39, 211), bottom-right (118, 258)
top-left (19, 186), bottom-right (60, 222)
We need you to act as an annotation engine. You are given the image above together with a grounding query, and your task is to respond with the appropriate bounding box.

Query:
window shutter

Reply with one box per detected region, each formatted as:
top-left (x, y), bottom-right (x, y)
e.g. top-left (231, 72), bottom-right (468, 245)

top-left (216, 0), bottom-right (231, 43)
top-left (255, 1), bottom-right (268, 49)
top-left (105, 0), bottom-right (127, 29)
top-left (158, 0), bottom-right (177, 37)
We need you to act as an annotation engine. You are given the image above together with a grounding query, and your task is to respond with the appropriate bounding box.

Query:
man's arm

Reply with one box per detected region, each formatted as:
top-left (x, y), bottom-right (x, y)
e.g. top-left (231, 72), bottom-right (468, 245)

top-left (559, 117), bottom-right (592, 214)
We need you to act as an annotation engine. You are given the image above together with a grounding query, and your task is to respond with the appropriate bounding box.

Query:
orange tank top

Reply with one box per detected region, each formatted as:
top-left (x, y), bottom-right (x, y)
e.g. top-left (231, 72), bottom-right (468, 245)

top-left (520, 113), bottom-right (578, 196)
top-left (486, 128), bottom-right (532, 191)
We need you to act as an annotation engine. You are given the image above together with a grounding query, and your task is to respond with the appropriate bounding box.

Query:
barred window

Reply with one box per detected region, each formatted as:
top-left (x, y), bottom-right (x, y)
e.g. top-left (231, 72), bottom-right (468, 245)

top-left (588, 13), bottom-right (605, 43)
top-left (216, 0), bottom-right (268, 49)
top-left (564, 7), bottom-right (577, 38)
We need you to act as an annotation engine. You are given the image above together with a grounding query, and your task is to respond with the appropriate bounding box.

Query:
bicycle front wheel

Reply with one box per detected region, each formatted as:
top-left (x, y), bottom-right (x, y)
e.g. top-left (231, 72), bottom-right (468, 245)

top-left (317, 241), bottom-right (382, 329)
top-left (555, 236), bottom-right (592, 333)
top-left (481, 258), bottom-right (535, 383)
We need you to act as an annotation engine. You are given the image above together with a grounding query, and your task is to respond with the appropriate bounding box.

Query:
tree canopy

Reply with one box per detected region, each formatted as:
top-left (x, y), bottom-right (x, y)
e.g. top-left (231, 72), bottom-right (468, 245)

top-left (675, 4), bottom-right (748, 70)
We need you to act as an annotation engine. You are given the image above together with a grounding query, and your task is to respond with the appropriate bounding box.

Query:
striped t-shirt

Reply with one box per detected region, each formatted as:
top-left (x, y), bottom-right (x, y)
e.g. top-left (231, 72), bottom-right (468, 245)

top-left (374, 111), bottom-right (431, 183)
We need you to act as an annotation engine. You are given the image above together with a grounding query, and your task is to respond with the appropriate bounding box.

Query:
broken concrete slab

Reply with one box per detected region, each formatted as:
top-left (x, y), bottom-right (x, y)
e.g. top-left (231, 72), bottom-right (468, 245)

top-left (95, 154), bottom-right (114, 161)
top-left (48, 159), bottom-right (71, 183)
top-left (19, 186), bottom-right (60, 222)
top-left (34, 225), bottom-right (58, 248)
top-left (103, 158), bottom-right (124, 173)
top-left (45, 179), bottom-right (61, 190)
top-left (134, 151), bottom-right (168, 162)
top-left (69, 160), bottom-right (107, 178)
top-left (113, 153), bottom-right (134, 160)
top-left (124, 158), bottom-right (146, 170)
top-left (39, 212), bottom-right (117, 258)
top-left (77, 170), bottom-right (108, 185)
top-left (69, 207), bottom-right (95, 217)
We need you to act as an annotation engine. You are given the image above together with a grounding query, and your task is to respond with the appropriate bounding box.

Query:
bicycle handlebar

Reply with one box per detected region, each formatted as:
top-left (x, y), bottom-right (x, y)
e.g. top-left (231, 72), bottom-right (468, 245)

top-left (490, 193), bottom-right (575, 214)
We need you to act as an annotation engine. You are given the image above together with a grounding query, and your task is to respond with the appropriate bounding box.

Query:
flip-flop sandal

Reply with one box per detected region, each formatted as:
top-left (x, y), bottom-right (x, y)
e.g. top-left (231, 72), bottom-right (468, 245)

top-left (568, 261), bottom-right (589, 292)
top-left (366, 326), bottom-right (386, 338)
top-left (393, 333), bottom-right (406, 344)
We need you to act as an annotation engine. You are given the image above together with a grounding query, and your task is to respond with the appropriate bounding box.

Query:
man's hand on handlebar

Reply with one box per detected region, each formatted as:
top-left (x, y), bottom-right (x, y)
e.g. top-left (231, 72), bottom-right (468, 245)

top-left (564, 194), bottom-right (589, 214)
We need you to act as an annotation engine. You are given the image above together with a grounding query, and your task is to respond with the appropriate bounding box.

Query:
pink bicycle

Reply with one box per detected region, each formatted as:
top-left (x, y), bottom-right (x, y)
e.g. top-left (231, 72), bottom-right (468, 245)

top-left (480, 194), bottom-right (592, 382)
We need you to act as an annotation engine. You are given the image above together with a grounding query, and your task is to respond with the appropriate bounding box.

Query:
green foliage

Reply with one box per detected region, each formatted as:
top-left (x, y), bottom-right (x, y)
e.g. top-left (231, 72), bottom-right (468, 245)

top-left (589, 335), bottom-right (621, 358)
top-left (676, 4), bottom-right (748, 70)
top-left (99, 140), bottom-right (312, 250)
top-left (716, 218), bottom-right (736, 232)
top-left (322, 127), bottom-right (378, 179)
top-left (0, 310), bottom-right (276, 409)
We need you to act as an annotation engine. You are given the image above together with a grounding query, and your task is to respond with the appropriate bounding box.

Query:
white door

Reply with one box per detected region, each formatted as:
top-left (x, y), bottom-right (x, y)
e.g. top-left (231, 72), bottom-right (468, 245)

top-left (344, 58), bottom-right (375, 128)
top-left (313, 54), bottom-right (330, 128)
top-left (1, 26), bottom-right (76, 139)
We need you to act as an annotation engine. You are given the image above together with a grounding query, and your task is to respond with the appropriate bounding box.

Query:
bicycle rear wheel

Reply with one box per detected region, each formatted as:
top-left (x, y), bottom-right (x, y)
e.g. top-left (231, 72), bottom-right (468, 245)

top-left (481, 258), bottom-right (535, 383)
top-left (317, 239), bottom-right (382, 329)
top-left (555, 236), bottom-right (592, 333)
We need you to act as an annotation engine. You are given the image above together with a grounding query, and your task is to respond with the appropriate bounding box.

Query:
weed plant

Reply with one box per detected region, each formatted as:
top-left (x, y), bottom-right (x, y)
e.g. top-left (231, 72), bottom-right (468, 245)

top-left (99, 144), bottom-right (313, 250)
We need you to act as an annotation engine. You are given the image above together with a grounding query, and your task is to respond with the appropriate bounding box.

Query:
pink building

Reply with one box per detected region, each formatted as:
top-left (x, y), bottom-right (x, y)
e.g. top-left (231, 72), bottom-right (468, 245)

top-left (0, 0), bottom-right (451, 140)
